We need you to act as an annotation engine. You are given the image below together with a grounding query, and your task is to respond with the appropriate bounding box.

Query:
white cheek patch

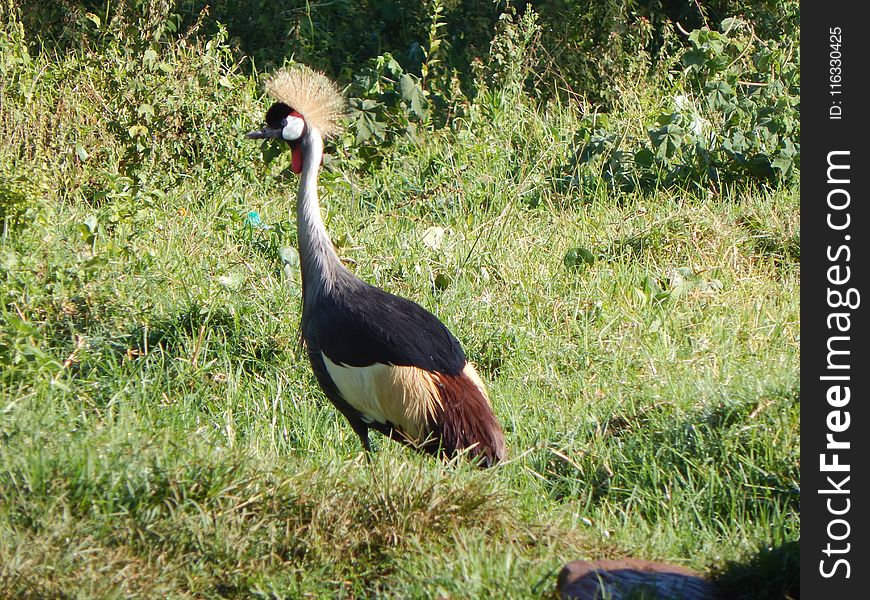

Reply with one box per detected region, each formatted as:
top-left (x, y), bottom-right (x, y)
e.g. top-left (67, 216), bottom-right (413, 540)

top-left (282, 116), bottom-right (305, 141)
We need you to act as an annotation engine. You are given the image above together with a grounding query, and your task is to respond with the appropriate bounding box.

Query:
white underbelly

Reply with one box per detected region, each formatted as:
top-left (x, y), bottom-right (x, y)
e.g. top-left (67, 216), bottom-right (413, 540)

top-left (321, 354), bottom-right (391, 425)
top-left (320, 353), bottom-right (444, 440)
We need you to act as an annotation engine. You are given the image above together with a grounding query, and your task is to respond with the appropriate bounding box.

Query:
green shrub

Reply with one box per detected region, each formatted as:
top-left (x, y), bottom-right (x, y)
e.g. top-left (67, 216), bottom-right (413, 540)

top-left (561, 16), bottom-right (799, 192)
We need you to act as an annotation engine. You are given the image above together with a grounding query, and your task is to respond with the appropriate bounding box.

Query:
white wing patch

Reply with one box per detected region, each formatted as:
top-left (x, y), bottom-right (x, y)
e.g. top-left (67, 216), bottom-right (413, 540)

top-left (321, 354), bottom-right (443, 441)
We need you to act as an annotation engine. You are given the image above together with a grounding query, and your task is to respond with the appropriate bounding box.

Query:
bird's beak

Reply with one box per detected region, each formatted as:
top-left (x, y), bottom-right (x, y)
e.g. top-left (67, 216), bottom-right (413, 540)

top-left (245, 127), bottom-right (283, 140)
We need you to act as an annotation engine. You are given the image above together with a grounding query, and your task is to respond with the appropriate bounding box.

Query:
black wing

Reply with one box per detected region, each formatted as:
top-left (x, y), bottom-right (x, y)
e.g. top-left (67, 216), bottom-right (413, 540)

top-left (304, 279), bottom-right (467, 375)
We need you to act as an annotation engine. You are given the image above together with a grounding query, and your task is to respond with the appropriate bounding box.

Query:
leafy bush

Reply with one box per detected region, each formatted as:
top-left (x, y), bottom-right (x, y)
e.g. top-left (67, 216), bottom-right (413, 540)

top-left (346, 54), bottom-right (429, 154)
top-left (561, 16), bottom-right (799, 192)
top-left (1, 6), bottom-right (257, 202)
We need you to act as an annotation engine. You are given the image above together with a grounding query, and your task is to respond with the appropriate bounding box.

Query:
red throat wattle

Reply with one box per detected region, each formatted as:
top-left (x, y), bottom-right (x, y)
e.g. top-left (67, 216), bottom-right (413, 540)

top-left (291, 146), bottom-right (303, 174)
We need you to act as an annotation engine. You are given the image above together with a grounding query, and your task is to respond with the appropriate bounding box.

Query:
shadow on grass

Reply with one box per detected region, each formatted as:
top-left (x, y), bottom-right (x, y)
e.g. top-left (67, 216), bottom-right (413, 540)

top-left (119, 301), bottom-right (288, 376)
top-left (736, 214), bottom-right (800, 268)
top-left (532, 384), bottom-right (800, 518)
top-left (711, 540), bottom-right (799, 600)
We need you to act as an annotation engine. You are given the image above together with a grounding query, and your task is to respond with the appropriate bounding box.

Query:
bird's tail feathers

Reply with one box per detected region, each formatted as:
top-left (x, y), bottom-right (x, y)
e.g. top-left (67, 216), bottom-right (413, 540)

top-left (431, 370), bottom-right (506, 468)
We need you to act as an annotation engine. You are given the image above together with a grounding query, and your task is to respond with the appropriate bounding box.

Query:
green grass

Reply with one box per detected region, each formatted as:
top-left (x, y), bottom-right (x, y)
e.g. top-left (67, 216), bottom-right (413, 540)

top-left (1, 13), bottom-right (798, 600)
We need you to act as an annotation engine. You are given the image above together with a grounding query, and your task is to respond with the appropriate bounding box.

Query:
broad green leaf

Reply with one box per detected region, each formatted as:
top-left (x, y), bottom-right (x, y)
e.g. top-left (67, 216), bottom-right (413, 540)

top-left (682, 48), bottom-right (707, 71)
top-left (400, 73), bottom-right (428, 121)
top-left (634, 148), bottom-right (655, 168)
top-left (433, 272), bottom-right (451, 290)
top-left (722, 129), bottom-right (747, 154)
top-left (655, 112), bottom-right (681, 127)
top-left (705, 81), bottom-right (734, 111)
top-left (564, 246), bottom-right (595, 270)
top-left (771, 152), bottom-right (794, 175)
top-left (649, 124), bottom-right (685, 160)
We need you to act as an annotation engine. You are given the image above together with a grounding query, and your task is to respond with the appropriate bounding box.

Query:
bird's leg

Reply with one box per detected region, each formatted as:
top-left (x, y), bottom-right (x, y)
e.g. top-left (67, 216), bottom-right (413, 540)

top-left (348, 420), bottom-right (372, 454)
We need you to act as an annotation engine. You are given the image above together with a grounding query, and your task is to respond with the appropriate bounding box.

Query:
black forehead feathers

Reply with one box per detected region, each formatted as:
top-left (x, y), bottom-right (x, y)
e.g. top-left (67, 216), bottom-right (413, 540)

top-left (265, 102), bottom-right (294, 127)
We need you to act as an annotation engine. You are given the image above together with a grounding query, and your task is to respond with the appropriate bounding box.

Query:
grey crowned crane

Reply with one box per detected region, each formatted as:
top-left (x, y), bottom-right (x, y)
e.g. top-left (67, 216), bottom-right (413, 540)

top-left (247, 67), bottom-right (506, 467)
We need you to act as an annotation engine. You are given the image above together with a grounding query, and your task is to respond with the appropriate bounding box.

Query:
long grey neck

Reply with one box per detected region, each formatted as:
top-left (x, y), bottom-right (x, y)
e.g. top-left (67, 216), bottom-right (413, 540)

top-left (296, 127), bottom-right (343, 300)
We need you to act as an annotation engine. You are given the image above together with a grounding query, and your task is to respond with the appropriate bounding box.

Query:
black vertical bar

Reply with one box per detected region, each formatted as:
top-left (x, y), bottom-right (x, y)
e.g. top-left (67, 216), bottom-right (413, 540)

top-left (802, 2), bottom-right (868, 597)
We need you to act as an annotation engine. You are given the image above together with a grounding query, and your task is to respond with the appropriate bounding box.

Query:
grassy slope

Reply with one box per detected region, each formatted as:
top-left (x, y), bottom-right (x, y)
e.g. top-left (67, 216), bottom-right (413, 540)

top-left (1, 20), bottom-right (798, 600)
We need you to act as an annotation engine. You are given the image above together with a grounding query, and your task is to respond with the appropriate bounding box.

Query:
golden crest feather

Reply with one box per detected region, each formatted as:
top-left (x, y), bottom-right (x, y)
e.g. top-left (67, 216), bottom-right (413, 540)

top-left (265, 66), bottom-right (345, 138)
